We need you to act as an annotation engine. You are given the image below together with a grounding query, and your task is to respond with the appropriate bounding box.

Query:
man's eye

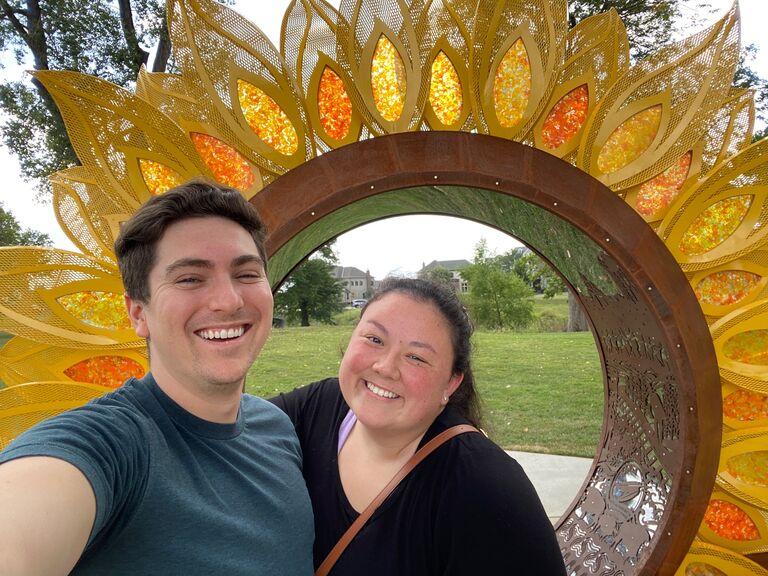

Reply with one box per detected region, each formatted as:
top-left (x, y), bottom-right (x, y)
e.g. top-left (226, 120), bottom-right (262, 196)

top-left (176, 277), bottom-right (200, 285)
top-left (365, 335), bottom-right (382, 344)
top-left (238, 271), bottom-right (262, 281)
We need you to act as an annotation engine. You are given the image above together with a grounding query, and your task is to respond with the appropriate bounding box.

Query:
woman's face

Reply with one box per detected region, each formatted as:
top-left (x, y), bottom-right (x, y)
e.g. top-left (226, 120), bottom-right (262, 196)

top-left (339, 292), bottom-right (464, 438)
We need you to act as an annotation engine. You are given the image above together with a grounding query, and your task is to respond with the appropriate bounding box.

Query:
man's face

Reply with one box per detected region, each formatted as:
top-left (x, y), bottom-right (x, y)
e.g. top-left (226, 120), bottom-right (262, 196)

top-left (125, 216), bottom-right (273, 402)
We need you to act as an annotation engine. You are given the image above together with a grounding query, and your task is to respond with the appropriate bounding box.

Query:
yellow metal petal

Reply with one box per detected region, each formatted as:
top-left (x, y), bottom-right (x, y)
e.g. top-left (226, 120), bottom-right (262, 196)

top-left (597, 105), bottom-right (662, 174)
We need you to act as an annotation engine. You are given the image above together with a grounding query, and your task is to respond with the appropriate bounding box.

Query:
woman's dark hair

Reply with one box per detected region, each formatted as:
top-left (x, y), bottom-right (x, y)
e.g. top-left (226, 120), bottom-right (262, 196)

top-left (362, 277), bottom-right (481, 427)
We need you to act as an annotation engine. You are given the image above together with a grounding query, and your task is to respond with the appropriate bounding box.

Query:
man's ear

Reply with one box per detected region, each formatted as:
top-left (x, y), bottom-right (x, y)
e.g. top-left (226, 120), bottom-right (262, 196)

top-left (124, 293), bottom-right (149, 338)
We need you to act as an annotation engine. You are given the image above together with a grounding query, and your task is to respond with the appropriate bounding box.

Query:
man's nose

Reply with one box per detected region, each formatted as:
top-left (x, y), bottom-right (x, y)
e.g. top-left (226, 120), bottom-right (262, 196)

top-left (208, 277), bottom-right (244, 311)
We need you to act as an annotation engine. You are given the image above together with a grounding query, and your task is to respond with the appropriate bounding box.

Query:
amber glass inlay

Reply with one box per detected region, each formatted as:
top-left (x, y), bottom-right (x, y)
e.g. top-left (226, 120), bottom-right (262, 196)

top-left (429, 51), bottom-right (462, 126)
top-left (190, 133), bottom-right (255, 191)
top-left (597, 105), bottom-right (662, 174)
top-left (679, 196), bottom-right (752, 256)
top-left (695, 271), bottom-right (760, 307)
top-left (636, 152), bottom-right (692, 218)
top-left (58, 292), bottom-right (131, 331)
top-left (726, 451), bottom-right (768, 487)
top-left (317, 67), bottom-right (353, 140)
top-left (723, 389), bottom-right (768, 422)
top-left (685, 563), bottom-right (728, 576)
top-left (703, 499), bottom-right (760, 540)
top-left (723, 330), bottom-right (768, 365)
top-left (370, 35), bottom-right (406, 122)
top-left (492, 39), bottom-right (531, 129)
top-left (541, 84), bottom-right (589, 150)
top-left (64, 355), bottom-right (144, 389)
top-left (237, 79), bottom-right (299, 155)
top-left (139, 159), bottom-right (183, 195)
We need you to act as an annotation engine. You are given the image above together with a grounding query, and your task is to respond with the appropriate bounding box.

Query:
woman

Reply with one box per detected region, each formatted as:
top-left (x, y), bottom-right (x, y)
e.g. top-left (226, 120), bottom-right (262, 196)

top-left (272, 278), bottom-right (566, 575)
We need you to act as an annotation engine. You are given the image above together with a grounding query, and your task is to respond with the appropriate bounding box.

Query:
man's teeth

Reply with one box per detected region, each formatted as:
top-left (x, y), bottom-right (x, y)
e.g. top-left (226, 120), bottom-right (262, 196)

top-left (366, 381), bottom-right (399, 399)
top-left (198, 326), bottom-right (245, 340)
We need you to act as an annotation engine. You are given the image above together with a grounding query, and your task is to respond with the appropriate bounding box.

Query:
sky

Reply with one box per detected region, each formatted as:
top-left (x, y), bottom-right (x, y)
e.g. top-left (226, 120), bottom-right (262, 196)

top-left (0, 0), bottom-right (765, 279)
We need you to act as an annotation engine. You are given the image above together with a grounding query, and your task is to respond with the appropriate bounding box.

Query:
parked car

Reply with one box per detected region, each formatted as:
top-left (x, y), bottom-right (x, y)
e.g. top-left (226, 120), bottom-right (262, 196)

top-left (351, 298), bottom-right (367, 308)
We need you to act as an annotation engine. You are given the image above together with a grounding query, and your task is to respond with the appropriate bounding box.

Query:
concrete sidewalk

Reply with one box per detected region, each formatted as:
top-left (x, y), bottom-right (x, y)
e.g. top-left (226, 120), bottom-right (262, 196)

top-left (507, 451), bottom-right (593, 524)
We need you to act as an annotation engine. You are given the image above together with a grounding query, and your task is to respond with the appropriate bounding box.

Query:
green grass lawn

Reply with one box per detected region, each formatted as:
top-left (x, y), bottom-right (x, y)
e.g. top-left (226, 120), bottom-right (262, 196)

top-left (248, 323), bottom-right (603, 458)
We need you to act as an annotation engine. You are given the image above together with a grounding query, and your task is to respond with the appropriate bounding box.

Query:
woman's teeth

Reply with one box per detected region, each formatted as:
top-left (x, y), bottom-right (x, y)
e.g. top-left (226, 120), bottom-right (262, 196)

top-left (366, 381), bottom-right (399, 399)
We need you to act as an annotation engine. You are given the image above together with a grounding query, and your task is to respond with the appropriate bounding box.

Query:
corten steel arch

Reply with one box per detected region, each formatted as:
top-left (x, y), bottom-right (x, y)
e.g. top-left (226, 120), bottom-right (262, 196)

top-left (252, 131), bottom-right (721, 575)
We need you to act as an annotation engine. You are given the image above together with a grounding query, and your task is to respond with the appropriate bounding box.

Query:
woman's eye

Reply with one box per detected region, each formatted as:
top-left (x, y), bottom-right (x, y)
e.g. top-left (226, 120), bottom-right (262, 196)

top-left (407, 354), bottom-right (426, 363)
top-left (365, 335), bottom-right (382, 344)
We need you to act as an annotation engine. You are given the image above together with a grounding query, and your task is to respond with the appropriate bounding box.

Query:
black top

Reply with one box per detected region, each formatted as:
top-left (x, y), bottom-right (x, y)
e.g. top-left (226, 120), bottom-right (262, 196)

top-left (272, 378), bottom-right (566, 575)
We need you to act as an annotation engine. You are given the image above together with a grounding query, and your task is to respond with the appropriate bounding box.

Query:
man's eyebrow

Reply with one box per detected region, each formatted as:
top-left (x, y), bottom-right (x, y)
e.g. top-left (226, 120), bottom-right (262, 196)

top-left (232, 254), bottom-right (265, 268)
top-left (165, 258), bottom-right (212, 275)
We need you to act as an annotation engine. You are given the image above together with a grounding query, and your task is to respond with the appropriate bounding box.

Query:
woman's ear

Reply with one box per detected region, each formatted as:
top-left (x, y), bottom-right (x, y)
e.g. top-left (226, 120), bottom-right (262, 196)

top-left (442, 373), bottom-right (464, 405)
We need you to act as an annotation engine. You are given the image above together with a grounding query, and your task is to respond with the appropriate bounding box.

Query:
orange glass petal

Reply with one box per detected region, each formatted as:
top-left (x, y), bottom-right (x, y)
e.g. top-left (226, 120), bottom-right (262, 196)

top-left (58, 292), bottom-right (131, 331)
top-left (635, 152), bottom-right (692, 218)
top-left (685, 563), bottom-right (728, 576)
top-left (429, 51), bottom-right (462, 126)
top-left (64, 355), bottom-right (144, 389)
top-left (139, 159), bottom-right (183, 196)
top-left (317, 67), bottom-right (353, 140)
top-left (679, 196), bottom-right (752, 256)
top-left (723, 330), bottom-right (768, 365)
top-left (493, 39), bottom-right (531, 129)
top-left (541, 84), bottom-right (589, 150)
top-left (695, 271), bottom-right (761, 307)
top-left (723, 389), bottom-right (768, 422)
top-left (371, 35), bottom-right (406, 122)
top-left (726, 451), bottom-right (768, 487)
top-left (190, 133), bottom-right (254, 191)
top-left (237, 79), bottom-right (298, 155)
top-left (703, 499), bottom-right (760, 541)
top-left (597, 105), bottom-right (662, 174)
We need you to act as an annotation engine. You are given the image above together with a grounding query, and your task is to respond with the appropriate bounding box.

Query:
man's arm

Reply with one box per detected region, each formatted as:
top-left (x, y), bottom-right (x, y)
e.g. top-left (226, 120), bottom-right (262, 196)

top-left (0, 456), bottom-right (96, 576)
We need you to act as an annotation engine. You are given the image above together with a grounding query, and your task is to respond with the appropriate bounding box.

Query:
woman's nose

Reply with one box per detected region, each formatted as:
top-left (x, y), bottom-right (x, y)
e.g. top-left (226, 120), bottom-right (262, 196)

top-left (372, 350), bottom-right (400, 379)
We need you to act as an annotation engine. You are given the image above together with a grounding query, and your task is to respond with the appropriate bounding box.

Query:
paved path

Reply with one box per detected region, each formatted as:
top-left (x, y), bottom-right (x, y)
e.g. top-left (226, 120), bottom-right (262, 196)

top-left (507, 451), bottom-right (594, 523)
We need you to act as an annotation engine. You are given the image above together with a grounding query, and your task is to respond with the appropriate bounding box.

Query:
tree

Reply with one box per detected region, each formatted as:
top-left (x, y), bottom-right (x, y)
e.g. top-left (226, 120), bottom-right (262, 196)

top-left (461, 240), bottom-right (535, 330)
top-left (568, 0), bottom-right (685, 60)
top-left (733, 43), bottom-right (768, 141)
top-left (274, 244), bottom-right (343, 327)
top-left (0, 201), bottom-right (50, 245)
top-left (418, 265), bottom-right (455, 291)
top-left (0, 0), bottom-right (170, 194)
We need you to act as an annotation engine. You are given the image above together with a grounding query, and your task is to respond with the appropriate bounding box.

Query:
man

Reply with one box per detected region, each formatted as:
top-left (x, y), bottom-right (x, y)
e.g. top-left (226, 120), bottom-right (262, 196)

top-left (0, 181), bottom-right (314, 575)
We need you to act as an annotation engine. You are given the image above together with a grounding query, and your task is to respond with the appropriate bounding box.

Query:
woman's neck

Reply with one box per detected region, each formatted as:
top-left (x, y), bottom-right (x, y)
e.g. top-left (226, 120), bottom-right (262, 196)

top-left (337, 422), bottom-right (431, 513)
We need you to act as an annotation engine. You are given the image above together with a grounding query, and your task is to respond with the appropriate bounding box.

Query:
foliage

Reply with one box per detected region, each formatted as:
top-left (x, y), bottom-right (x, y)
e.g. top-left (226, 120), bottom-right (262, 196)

top-left (568, 0), bottom-right (684, 60)
top-left (248, 325), bottom-right (603, 457)
top-left (461, 240), bottom-right (535, 330)
top-left (418, 265), bottom-right (455, 290)
top-left (0, 201), bottom-right (50, 246)
top-left (733, 43), bottom-right (768, 141)
top-left (0, 0), bottom-right (169, 194)
top-left (274, 244), bottom-right (343, 327)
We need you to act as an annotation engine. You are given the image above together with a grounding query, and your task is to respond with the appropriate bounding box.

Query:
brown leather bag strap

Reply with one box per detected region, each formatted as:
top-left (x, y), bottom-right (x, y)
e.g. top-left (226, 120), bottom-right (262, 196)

top-left (314, 424), bottom-right (480, 576)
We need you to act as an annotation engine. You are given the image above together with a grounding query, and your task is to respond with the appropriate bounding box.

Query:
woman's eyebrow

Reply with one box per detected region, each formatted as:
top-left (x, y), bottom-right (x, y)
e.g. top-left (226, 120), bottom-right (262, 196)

top-left (365, 319), bottom-right (436, 354)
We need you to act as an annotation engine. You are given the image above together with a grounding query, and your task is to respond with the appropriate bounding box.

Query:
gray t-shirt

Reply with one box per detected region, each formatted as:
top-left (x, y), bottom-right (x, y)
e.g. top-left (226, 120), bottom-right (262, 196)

top-left (0, 373), bottom-right (314, 575)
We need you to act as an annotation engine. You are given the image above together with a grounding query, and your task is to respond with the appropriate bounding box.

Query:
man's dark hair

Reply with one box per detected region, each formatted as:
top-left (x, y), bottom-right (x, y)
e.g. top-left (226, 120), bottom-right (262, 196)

top-left (115, 179), bottom-right (268, 302)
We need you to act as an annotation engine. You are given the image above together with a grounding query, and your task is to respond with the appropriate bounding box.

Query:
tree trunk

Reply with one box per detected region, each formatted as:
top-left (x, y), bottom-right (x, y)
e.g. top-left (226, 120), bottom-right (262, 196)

top-left (567, 291), bottom-right (589, 332)
top-left (117, 0), bottom-right (149, 73)
top-left (300, 307), bottom-right (310, 327)
top-left (152, 24), bottom-right (171, 72)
